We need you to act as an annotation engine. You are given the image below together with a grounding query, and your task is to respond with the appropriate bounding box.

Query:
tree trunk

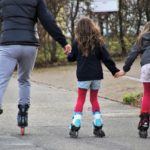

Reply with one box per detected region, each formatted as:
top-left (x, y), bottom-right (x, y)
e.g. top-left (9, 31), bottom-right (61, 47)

top-left (50, 39), bottom-right (57, 62)
top-left (98, 15), bottom-right (104, 36)
top-left (145, 0), bottom-right (150, 21)
top-left (69, 0), bottom-right (80, 44)
top-left (118, 0), bottom-right (127, 56)
top-left (136, 0), bottom-right (142, 35)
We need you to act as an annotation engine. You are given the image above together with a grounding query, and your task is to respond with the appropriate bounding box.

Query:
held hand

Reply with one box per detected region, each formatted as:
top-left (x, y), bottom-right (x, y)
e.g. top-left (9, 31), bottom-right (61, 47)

top-left (114, 70), bottom-right (126, 78)
top-left (64, 44), bottom-right (72, 55)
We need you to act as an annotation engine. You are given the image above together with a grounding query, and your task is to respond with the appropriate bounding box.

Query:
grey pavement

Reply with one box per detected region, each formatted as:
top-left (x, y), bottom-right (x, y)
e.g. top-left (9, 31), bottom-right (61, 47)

top-left (31, 57), bottom-right (142, 102)
top-left (0, 76), bottom-right (150, 150)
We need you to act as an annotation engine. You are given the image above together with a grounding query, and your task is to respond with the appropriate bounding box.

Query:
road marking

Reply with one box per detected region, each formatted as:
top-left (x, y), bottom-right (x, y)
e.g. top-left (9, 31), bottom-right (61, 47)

top-left (103, 112), bottom-right (138, 117)
top-left (3, 143), bottom-right (33, 146)
top-left (0, 135), bottom-right (34, 146)
top-left (123, 76), bottom-right (140, 82)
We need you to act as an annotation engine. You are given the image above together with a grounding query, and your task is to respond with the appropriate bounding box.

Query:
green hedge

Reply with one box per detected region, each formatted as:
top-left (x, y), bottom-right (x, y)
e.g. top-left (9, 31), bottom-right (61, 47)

top-left (123, 92), bottom-right (142, 107)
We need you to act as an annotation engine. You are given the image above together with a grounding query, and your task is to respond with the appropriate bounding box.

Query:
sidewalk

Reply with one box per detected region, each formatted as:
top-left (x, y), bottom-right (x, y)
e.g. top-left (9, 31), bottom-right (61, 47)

top-left (0, 58), bottom-right (148, 150)
top-left (0, 77), bottom-right (149, 150)
top-left (31, 57), bottom-right (142, 102)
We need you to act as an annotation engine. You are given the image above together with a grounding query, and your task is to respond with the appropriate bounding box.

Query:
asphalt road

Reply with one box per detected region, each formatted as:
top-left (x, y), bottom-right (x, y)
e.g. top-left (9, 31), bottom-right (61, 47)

top-left (31, 58), bottom-right (142, 102)
top-left (0, 77), bottom-right (150, 150)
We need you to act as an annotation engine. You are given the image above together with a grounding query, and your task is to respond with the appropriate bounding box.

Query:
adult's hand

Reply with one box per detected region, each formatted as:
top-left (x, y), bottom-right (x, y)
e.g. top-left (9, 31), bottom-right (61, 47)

top-left (64, 44), bottom-right (72, 55)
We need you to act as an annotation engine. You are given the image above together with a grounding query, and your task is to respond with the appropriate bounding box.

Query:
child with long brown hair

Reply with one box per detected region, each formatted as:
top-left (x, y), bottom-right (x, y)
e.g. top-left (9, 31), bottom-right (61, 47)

top-left (117, 21), bottom-right (150, 138)
top-left (67, 17), bottom-right (120, 138)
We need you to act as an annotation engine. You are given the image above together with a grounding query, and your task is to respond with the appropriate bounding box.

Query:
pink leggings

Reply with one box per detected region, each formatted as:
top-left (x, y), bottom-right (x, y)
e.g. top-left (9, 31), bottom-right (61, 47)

top-left (141, 82), bottom-right (150, 113)
top-left (74, 88), bottom-right (100, 112)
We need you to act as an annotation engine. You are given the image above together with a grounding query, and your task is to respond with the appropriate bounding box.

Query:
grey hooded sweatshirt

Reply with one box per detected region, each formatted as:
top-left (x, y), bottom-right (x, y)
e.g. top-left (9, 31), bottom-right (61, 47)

top-left (123, 32), bottom-right (150, 72)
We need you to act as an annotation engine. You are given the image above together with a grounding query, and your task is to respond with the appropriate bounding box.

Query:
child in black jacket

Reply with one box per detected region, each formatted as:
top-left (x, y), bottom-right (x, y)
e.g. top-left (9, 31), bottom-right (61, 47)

top-left (67, 17), bottom-right (120, 138)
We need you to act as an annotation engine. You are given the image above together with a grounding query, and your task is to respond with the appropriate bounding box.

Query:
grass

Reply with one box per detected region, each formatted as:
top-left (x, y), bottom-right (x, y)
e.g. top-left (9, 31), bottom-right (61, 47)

top-left (123, 92), bottom-right (142, 107)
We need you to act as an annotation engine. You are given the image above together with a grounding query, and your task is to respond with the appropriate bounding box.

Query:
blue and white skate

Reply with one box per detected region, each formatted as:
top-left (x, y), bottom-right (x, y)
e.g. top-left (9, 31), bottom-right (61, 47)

top-left (93, 112), bottom-right (105, 137)
top-left (69, 113), bottom-right (82, 138)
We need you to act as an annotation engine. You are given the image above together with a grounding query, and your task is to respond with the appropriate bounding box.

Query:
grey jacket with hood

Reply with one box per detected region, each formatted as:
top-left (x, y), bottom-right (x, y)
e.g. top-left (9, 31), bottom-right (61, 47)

top-left (123, 32), bottom-right (150, 72)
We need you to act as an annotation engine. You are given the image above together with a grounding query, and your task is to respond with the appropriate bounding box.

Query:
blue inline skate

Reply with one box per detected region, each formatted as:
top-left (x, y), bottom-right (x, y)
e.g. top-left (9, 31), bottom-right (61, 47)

top-left (138, 113), bottom-right (149, 138)
top-left (69, 112), bottom-right (82, 138)
top-left (17, 104), bottom-right (29, 136)
top-left (93, 112), bottom-right (105, 137)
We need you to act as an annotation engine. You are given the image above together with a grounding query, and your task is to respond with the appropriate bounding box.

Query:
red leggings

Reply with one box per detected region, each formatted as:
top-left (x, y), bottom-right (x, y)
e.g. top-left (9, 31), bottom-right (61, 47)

top-left (141, 82), bottom-right (150, 113)
top-left (74, 88), bottom-right (100, 112)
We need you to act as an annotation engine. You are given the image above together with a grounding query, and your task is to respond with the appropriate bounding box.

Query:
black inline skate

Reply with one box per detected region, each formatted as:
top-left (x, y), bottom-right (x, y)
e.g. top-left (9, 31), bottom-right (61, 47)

top-left (69, 124), bottom-right (80, 138)
top-left (93, 125), bottom-right (105, 137)
top-left (17, 104), bottom-right (29, 136)
top-left (138, 113), bottom-right (149, 138)
top-left (69, 113), bottom-right (82, 138)
top-left (0, 108), bottom-right (3, 115)
top-left (93, 112), bottom-right (105, 137)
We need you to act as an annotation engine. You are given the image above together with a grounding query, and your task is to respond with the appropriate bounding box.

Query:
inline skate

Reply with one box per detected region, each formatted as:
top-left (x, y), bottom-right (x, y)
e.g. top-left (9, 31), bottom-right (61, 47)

top-left (69, 113), bottom-right (82, 138)
top-left (0, 108), bottom-right (3, 115)
top-left (138, 113), bottom-right (149, 138)
top-left (17, 104), bottom-right (29, 136)
top-left (93, 112), bottom-right (105, 137)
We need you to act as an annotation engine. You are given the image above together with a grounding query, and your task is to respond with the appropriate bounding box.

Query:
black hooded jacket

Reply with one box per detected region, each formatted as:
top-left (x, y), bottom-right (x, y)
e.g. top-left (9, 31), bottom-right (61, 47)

top-left (123, 32), bottom-right (150, 72)
top-left (67, 40), bottom-right (119, 81)
top-left (0, 0), bottom-right (67, 47)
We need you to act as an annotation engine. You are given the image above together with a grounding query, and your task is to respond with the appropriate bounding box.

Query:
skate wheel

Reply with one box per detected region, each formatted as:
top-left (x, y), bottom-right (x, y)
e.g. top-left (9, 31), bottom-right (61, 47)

top-left (94, 129), bottom-right (105, 138)
top-left (69, 130), bottom-right (79, 138)
top-left (139, 131), bottom-right (148, 138)
top-left (99, 130), bottom-right (105, 137)
top-left (21, 128), bottom-right (25, 136)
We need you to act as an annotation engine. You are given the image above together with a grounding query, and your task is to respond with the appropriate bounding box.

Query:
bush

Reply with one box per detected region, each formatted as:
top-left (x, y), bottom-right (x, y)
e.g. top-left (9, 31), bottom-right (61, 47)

top-left (105, 37), bottom-right (121, 56)
top-left (123, 93), bottom-right (142, 107)
top-left (105, 36), bottom-right (135, 58)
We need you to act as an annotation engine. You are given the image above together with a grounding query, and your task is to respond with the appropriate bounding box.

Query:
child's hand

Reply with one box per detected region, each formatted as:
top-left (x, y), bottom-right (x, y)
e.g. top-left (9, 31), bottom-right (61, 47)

top-left (114, 70), bottom-right (126, 78)
top-left (64, 44), bottom-right (72, 55)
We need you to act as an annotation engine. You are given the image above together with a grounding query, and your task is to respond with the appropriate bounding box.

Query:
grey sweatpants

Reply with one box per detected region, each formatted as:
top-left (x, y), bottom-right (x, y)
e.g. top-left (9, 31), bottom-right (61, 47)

top-left (0, 45), bottom-right (38, 108)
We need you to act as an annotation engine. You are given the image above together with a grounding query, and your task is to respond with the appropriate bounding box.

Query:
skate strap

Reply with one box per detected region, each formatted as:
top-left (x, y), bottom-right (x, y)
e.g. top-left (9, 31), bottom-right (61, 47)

top-left (94, 113), bottom-right (101, 119)
top-left (74, 114), bottom-right (82, 120)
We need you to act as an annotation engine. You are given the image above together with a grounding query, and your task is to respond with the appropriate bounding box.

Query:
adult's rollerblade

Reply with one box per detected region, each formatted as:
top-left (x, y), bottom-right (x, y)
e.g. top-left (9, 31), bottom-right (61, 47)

top-left (17, 104), bottom-right (29, 136)
top-left (69, 113), bottom-right (82, 138)
top-left (93, 112), bottom-right (105, 137)
top-left (138, 113), bottom-right (149, 138)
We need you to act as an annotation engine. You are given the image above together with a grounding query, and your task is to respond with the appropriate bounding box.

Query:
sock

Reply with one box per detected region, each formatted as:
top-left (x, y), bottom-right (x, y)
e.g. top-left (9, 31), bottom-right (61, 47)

top-left (74, 88), bottom-right (87, 112)
top-left (90, 89), bottom-right (100, 112)
top-left (141, 82), bottom-right (150, 113)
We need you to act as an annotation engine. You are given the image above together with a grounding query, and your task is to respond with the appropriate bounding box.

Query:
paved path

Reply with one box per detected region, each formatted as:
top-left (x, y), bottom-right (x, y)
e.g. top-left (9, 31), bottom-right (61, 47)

top-left (0, 77), bottom-right (150, 150)
top-left (31, 58), bottom-right (142, 102)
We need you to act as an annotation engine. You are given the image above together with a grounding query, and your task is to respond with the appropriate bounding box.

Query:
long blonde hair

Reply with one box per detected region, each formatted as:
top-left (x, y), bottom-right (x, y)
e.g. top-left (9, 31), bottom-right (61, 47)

top-left (75, 17), bottom-right (104, 56)
top-left (136, 21), bottom-right (150, 48)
